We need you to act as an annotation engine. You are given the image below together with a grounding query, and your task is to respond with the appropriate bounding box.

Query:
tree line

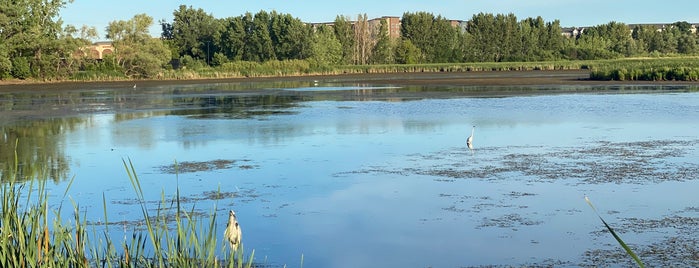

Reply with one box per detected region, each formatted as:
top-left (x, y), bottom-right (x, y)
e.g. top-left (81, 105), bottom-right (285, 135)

top-left (1, 1), bottom-right (698, 80)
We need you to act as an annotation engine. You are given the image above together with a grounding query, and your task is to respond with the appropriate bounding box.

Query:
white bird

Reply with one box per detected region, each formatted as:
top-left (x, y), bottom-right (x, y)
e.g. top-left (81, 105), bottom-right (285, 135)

top-left (133, 84), bottom-right (137, 89)
top-left (466, 125), bottom-right (475, 147)
top-left (224, 210), bottom-right (242, 252)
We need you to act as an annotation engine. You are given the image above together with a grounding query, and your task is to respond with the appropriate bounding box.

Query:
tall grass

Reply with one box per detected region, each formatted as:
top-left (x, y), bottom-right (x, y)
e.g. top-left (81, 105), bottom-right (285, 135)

top-left (585, 196), bottom-right (645, 268)
top-left (42, 55), bottom-right (699, 82)
top-left (588, 57), bottom-right (699, 81)
top-left (0, 143), bottom-right (253, 267)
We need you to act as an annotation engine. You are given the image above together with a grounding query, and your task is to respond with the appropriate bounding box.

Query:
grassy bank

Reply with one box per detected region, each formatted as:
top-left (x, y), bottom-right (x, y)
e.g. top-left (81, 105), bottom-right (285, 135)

top-left (588, 57), bottom-right (699, 81)
top-left (5, 56), bottom-right (699, 84)
top-left (117, 56), bottom-right (699, 82)
top-left (0, 148), bottom-right (251, 267)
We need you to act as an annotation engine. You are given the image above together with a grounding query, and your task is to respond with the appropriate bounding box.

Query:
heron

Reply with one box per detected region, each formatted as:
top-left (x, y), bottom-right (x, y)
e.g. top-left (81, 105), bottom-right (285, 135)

top-left (466, 125), bottom-right (475, 147)
top-left (224, 210), bottom-right (242, 252)
top-left (133, 84), bottom-right (137, 89)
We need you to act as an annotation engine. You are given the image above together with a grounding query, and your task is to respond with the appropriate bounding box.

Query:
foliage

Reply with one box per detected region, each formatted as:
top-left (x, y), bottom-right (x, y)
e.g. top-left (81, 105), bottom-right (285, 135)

top-left (394, 39), bottom-right (422, 64)
top-left (401, 12), bottom-right (458, 63)
top-left (4, 3), bottom-right (699, 81)
top-left (166, 5), bottom-right (220, 63)
top-left (309, 25), bottom-right (343, 67)
top-left (334, 16), bottom-right (356, 65)
top-left (0, 0), bottom-right (97, 80)
top-left (589, 57), bottom-right (699, 81)
top-left (370, 19), bottom-right (393, 64)
top-left (106, 14), bottom-right (171, 78)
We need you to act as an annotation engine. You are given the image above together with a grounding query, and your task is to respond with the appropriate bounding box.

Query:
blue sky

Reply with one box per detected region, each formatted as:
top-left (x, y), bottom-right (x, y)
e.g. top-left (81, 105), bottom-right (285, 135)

top-left (60, 0), bottom-right (699, 39)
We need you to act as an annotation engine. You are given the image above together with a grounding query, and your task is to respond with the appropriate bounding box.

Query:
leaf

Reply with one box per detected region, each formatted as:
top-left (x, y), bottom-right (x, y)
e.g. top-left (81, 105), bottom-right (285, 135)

top-left (585, 196), bottom-right (645, 268)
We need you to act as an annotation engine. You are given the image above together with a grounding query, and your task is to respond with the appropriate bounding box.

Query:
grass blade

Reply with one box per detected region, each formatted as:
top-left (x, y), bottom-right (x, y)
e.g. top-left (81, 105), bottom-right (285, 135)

top-left (585, 196), bottom-right (645, 268)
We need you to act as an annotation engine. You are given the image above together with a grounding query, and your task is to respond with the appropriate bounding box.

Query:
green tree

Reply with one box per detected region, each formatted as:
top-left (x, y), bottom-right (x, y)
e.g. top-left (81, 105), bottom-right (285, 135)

top-left (394, 38), bottom-right (422, 64)
top-left (431, 16), bottom-right (458, 63)
top-left (632, 24), bottom-right (658, 53)
top-left (218, 16), bottom-right (246, 61)
top-left (169, 5), bottom-right (220, 64)
top-left (400, 12), bottom-right (433, 63)
top-left (309, 25), bottom-right (342, 67)
top-left (333, 16), bottom-right (355, 64)
top-left (580, 22), bottom-right (633, 56)
top-left (401, 12), bottom-right (459, 63)
top-left (269, 12), bottom-right (312, 60)
top-left (243, 11), bottom-right (275, 62)
top-left (467, 13), bottom-right (500, 61)
top-left (106, 14), bottom-right (171, 78)
top-left (370, 19), bottom-right (393, 64)
top-left (0, 0), bottom-right (75, 79)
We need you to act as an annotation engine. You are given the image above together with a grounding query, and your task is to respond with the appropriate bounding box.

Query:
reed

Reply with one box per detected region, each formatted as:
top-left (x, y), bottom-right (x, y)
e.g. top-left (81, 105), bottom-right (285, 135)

top-left (585, 196), bottom-right (645, 268)
top-left (0, 142), bottom-right (253, 267)
top-left (588, 57), bottom-right (699, 81)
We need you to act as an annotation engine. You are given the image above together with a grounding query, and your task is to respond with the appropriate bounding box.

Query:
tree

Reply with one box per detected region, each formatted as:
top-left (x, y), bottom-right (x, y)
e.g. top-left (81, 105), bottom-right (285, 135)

top-left (106, 14), bottom-right (171, 78)
top-left (632, 24), bottom-right (658, 53)
top-left (169, 5), bottom-right (220, 63)
top-left (580, 22), bottom-right (633, 56)
top-left (467, 13), bottom-right (500, 62)
top-left (56, 24), bottom-right (98, 76)
top-left (269, 12), bottom-right (312, 60)
top-left (243, 11), bottom-right (275, 62)
top-left (430, 15), bottom-right (458, 63)
top-left (219, 16), bottom-right (246, 61)
top-left (354, 14), bottom-right (372, 65)
top-left (400, 12), bottom-right (433, 63)
top-left (334, 16), bottom-right (355, 64)
top-left (370, 19), bottom-right (393, 64)
top-left (394, 39), bottom-right (422, 64)
top-left (0, 0), bottom-right (75, 79)
top-left (309, 25), bottom-right (342, 66)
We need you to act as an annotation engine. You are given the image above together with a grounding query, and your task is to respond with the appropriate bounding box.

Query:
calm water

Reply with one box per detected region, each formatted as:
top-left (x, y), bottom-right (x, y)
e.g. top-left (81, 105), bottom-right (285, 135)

top-left (1, 80), bottom-right (698, 267)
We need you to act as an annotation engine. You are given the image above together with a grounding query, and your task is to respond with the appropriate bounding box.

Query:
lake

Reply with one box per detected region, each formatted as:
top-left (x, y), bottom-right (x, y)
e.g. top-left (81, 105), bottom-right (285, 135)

top-left (1, 76), bottom-right (698, 267)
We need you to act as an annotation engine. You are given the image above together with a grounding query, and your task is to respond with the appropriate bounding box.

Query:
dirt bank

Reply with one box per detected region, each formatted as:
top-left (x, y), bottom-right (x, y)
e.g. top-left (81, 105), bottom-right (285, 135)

top-left (3, 70), bottom-right (698, 91)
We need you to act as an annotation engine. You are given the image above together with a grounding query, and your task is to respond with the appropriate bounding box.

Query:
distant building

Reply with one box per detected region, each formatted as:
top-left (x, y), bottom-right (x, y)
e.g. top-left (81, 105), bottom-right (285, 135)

top-left (561, 27), bottom-right (585, 38)
top-left (82, 41), bottom-right (114, 60)
top-left (449, 20), bottom-right (468, 33)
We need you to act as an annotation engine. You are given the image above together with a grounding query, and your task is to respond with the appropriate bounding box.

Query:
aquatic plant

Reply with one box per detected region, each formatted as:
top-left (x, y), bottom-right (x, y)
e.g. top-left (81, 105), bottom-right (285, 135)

top-left (0, 142), bottom-right (254, 267)
top-left (585, 196), bottom-right (645, 268)
top-left (588, 57), bottom-right (699, 81)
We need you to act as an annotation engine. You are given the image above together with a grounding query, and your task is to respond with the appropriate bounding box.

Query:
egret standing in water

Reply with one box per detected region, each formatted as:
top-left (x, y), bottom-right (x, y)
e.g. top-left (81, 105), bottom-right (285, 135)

top-left (467, 126), bottom-right (475, 148)
top-left (225, 210), bottom-right (242, 252)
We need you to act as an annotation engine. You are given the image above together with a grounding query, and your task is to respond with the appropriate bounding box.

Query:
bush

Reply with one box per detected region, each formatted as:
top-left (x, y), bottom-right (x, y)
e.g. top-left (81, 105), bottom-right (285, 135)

top-left (11, 57), bottom-right (31, 79)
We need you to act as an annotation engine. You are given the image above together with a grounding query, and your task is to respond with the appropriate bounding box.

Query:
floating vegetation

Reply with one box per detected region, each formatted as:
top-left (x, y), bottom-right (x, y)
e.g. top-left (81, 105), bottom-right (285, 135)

top-left (348, 139), bottom-right (699, 185)
top-left (583, 236), bottom-right (699, 267)
top-left (478, 213), bottom-right (544, 229)
top-left (159, 159), bottom-right (258, 174)
top-left (341, 138), bottom-right (699, 266)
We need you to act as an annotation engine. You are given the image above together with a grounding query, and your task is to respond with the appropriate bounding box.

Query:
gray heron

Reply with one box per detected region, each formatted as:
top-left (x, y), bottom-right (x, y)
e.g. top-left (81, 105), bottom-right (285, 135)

top-left (466, 126), bottom-right (475, 147)
top-left (224, 210), bottom-right (242, 252)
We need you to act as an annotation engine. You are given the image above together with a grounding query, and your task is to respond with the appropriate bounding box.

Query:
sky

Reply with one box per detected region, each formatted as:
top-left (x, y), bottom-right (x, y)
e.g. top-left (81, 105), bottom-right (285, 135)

top-left (60, 0), bottom-right (699, 40)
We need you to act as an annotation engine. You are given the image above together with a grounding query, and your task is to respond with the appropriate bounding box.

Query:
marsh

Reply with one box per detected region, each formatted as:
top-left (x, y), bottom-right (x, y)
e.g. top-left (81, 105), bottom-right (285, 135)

top-left (1, 72), bottom-right (698, 267)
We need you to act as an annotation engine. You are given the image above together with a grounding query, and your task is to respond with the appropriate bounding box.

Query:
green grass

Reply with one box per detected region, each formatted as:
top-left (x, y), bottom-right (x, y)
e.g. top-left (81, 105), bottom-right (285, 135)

top-left (55, 56), bottom-right (699, 82)
top-left (585, 196), bottom-right (645, 268)
top-left (0, 142), bottom-right (254, 267)
top-left (588, 57), bottom-right (699, 81)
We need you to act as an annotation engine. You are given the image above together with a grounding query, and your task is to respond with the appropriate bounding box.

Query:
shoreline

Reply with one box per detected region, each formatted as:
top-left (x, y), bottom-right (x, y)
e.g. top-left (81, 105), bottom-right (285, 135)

top-left (2, 70), bottom-right (698, 92)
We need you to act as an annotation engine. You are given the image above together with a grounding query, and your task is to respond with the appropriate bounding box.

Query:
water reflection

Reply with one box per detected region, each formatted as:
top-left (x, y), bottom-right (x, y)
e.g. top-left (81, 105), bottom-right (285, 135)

top-left (0, 118), bottom-right (82, 182)
top-left (1, 80), bottom-right (699, 266)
